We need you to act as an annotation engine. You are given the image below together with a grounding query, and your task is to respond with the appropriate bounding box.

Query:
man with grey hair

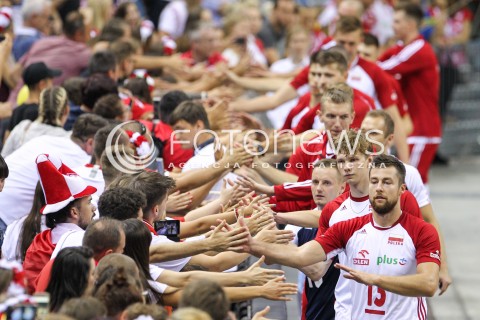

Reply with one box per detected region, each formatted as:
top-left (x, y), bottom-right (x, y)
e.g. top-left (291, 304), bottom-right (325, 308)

top-left (13, 0), bottom-right (52, 61)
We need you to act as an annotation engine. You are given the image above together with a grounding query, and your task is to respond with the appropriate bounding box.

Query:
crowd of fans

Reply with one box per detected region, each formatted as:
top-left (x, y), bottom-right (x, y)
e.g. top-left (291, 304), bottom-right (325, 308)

top-left (0, 0), bottom-right (476, 319)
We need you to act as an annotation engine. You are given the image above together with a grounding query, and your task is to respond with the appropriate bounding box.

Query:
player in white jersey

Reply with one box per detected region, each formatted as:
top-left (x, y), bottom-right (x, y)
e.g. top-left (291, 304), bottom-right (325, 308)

top-left (361, 110), bottom-right (452, 294)
top-left (239, 154), bottom-right (440, 320)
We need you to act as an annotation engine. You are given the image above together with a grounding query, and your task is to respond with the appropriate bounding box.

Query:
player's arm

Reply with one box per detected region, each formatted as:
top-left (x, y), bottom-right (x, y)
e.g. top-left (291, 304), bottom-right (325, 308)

top-left (384, 105), bottom-right (410, 163)
top-left (420, 203), bottom-right (451, 294)
top-left (299, 259), bottom-right (333, 281)
top-left (225, 70), bottom-right (290, 92)
top-left (229, 82), bottom-right (298, 113)
top-left (274, 210), bottom-right (320, 228)
top-left (337, 262), bottom-right (439, 297)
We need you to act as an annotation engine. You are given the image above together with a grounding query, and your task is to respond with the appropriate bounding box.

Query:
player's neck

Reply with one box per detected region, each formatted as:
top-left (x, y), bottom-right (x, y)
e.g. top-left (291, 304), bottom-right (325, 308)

top-left (372, 205), bottom-right (402, 228)
top-left (403, 31), bottom-right (420, 45)
top-left (349, 177), bottom-right (369, 198)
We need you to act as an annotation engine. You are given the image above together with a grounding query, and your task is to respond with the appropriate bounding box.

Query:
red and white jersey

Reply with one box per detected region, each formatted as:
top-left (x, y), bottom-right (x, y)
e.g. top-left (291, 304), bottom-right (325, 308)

top-left (281, 92), bottom-right (318, 131)
top-left (316, 213), bottom-right (440, 320)
top-left (318, 192), bottom-right (421, 318)
top-left (378, 36), bottom-right (441, 139)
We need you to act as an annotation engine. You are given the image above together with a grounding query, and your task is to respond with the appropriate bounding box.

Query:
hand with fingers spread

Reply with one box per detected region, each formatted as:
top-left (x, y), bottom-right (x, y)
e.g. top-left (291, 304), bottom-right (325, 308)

top-left (334, 263), bottom-right (377, 286)
top-left (244, 209), bottom-right (275, 236)
top-left (206, 220), bottom-right (249, 252)
top-left (236, 176), bottom-right (274, 196)
top-left (219, 179), bottom-right (247, 209)
top-left (220, 144), bottom-right (253, 171)
top-left (237, 192), bottom-right (269, 217)
top-left (252, 306), bottom-right (274, 320)
top-left (245, 256), bottom-right (285, 286)
top-left (166, 190), bottom-right (192, 212)
top-left (259, 276), bottom-right (298, 301)
top-left (255, 224), bottom-right (295, 244)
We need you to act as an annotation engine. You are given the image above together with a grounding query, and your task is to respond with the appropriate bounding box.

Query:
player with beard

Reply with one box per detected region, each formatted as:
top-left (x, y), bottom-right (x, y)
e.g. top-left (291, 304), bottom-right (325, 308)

top-left (239, 154), bottom-right (440, 319)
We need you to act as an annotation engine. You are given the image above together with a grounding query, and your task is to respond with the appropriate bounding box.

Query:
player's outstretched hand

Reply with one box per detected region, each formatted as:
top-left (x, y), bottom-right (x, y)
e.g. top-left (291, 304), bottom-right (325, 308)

top-left (252, 306), bottom-right (275, 320)
top-left (259, 276), bottom-right (297, 301)
top-left (208, 220), bottom-right (248, 253)
top-left (245, 256), bottom-right (285, 286)
top-left (334, 263), bottom-right (376, 286)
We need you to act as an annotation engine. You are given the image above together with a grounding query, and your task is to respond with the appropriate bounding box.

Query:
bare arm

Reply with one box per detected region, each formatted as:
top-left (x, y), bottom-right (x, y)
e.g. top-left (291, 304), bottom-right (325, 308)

top-left (188, 251), bottom-right (250, 272)
top-left (300, 259), bottom-right (333, 281)
top-left (179, 210), bottom-right (236, 238)
top-left (336, 262), bottom-right (439, 297)
top-left (229, 82), bottom-right (298, 113)
top-left (385, 105), bottom-right (410, 164)
top-left (252, 159), bottom-right (299, 185)
top-left (226, 70), bottom-right (290, 92)
top-left (224, 276), bottom-right (297, 302)
top-left (274, 210), bottom-right (321, 228)
top-left (420, 203), bottom-right (451, 294)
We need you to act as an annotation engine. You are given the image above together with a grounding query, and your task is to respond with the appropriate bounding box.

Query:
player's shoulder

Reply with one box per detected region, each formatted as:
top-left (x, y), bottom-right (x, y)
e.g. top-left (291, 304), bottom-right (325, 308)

top-left (324, 192), bottom-right (350, 213)
top-left (357, 56), bottom-right (384, 73)
top-left (353, 88), bottom-right (375, 108)
top-left (399, 211), bottom-right (436, 235)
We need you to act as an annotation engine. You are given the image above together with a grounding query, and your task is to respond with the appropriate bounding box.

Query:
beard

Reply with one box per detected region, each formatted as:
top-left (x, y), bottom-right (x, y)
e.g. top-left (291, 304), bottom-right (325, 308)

top-left (370, 196), bottom-right (398, 215)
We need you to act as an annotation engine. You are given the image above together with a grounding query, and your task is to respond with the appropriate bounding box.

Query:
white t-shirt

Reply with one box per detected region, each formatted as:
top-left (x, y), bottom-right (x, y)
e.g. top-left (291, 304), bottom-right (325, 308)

top-left (181, 143), bottom-right (237, 201)
top-left (404, 163), bottom-right (430, 208)
top-left (158, 0), bottom-right (188, 39)
top-left (1, 120), bottom-right (70, 157)
top-left (73, 165), bottom-right (105, 199)
top-left (267, 56), bottom-right (310, 129)
top-left (50, 229), bottom-right (85, 259)
top-left (0, 136), bottom-right (91, 225)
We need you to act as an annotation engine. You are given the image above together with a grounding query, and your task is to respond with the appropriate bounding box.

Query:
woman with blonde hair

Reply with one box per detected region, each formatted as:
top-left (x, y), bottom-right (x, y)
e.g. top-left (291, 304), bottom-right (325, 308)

top-left (1, 86), bottom-right (70, 157)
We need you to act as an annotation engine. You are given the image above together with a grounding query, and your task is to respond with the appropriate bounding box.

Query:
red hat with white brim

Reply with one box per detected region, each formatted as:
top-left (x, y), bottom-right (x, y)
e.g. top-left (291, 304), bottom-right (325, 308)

top-left (36, 154), bottom-right (97, 214)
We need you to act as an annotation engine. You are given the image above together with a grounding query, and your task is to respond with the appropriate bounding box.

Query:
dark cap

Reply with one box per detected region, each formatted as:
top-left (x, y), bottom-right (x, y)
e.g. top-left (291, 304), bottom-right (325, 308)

top-left (22, 62), bottom-right (62, 86)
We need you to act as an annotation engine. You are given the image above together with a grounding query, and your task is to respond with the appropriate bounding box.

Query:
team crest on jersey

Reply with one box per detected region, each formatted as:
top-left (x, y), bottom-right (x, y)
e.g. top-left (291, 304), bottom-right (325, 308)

top-left (388, 233), bottom-right (404, 245)
top-left (353, 249), bottom-right (370, 265)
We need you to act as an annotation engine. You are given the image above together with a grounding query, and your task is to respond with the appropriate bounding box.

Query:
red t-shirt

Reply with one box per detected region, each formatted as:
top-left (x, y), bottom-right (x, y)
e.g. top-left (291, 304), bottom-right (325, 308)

top-left (23, 230), bottom-right (55, 293)
top-left (378, 36), bottom-right (441, 138)
top-left (292, 89), bottom-right (374, 134)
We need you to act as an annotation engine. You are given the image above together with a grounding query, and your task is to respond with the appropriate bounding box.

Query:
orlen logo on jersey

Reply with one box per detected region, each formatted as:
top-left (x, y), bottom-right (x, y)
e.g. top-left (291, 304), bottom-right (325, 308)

top-left (377, 255), bottom-right (407, 266)
top-left (353, 250), bottom-right (370, 265)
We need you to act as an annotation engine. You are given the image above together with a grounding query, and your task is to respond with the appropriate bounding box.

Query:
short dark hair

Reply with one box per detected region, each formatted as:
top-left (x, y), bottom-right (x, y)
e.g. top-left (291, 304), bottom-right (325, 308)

top-left (124, 78), bottom-right (152, 104)
top-left (179, 279), bottom-right (230, 320)
top-left (88, 51), bottom-right (117, 75)
top-left (81, 73), bottom-right (119, 110)
top-left (45, 199), bottom-right (81, 229)
top-left (335, 16), bottom-right (362, 34)
top-left (63, 11), bottom-right (85, 38)
top-left (395, 2), bottom-right (424, 26)
top-left (310, 50), bottom-right (348, 73)
top-left (100, 146), bottom-right (136, 186)
top-left (83, 218), bottom-right (124, 257)
top-left (63, 77), bottom-right (86, 106)
top-left (169, 101), bottom-right (210, 129)
top-left (109, 39), bottom-right (138, 64)
top-left (93, 94), bottom-right (125, 120)
top-left (98, 18), bottom-right (130, 42)
top-left (363, 32), bottom-right (379, 48)
top-left (365, 110), bottom-right (394, 137)
top-left (127, 171), bottom-right (176, 216)
top-left (46, 247), bottom-right (94, 312)
top-left (334, 128), bottom-right (372, 156)
top-left (0, 155), bottom-right (8, 179)
top-left (157, 90), bottom-right (189, 123)
top-left (59, 297), bottom-right (107, 320)
top-left (98, 187), bottom-right (146, 220)
top-left (370, 154), bottom-right (406, 185)
top-left (71, 113), bottom-right (109, 143)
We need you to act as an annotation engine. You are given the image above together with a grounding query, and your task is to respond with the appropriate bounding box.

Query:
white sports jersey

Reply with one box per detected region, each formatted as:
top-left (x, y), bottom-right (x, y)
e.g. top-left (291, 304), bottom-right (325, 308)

top-left (316, 213), bottom-right (440, 320)
top-left (320, 193), bottom-right (372, 319)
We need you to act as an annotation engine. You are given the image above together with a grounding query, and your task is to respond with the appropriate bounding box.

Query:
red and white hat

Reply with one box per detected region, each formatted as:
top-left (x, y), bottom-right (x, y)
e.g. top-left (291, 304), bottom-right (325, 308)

top-left (36, 154), bottom-right (97, 214)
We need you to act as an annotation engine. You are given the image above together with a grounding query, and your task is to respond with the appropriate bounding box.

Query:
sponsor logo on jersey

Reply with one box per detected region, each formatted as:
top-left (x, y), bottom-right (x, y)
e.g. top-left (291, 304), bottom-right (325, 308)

top-left (340, 205), bottom-right (347, 211)
top-left (353, 249), bottom-right (370, 265)
top-left (377, 255), bottom-right (406, 266)
top-left (359, 228), bottom-right (367, 235)
top-left (388, 233), bottom-right (404, 245)
top-left (430, 250), bottom-right (440, 261)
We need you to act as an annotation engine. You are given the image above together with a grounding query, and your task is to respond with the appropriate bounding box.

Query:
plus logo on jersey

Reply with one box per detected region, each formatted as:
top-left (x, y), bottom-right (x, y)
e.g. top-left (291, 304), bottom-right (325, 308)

top-left (377, 255), bottom-right (407, 266)
top-left (353, 250), bottom-right (370, 265)
top-left (388, 233), bottom-right (404, 245)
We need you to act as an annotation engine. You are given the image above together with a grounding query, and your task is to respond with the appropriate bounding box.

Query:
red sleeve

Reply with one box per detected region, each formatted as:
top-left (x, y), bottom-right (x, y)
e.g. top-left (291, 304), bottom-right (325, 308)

top-left (274, 181), bottom-right (313, 201)
top-left (269, 196), bottom-right (315, 212)
top-left (290, 66), bottom-right (309, 90)
top-left (286, 144), bottom-right (306, 176)
top-left (378, 39), bottom-right (435, 76)
top-left (414, 223), bottom-right (441, 266)
top-left (400, 190), bottom-right (422, 219)
top-left (293, 106), bottom-right (318, 135)
top-left (361, 59), bottom-right (398, 109)
top-left (402, 215), bottom-right (441, 266)
top-left (351, 90), bottom-right (374, 129)
top-left (389, 76), bottom-right (407, 117)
